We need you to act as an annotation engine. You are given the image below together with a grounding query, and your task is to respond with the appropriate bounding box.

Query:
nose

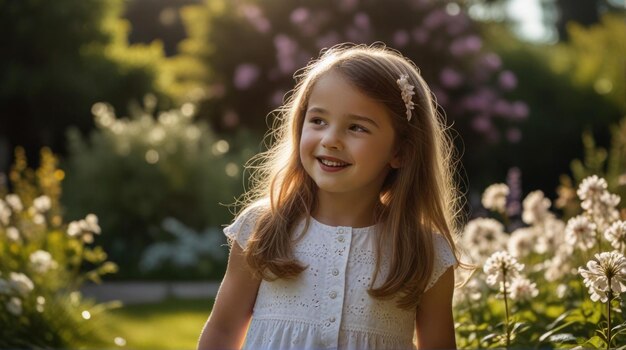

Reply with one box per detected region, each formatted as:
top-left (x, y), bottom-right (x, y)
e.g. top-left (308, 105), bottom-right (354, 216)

top-left (320, 128), bottom-right (343, 150)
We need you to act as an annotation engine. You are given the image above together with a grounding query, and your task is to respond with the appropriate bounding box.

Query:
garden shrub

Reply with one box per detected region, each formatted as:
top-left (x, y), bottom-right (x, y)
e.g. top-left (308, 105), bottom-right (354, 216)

top-left (62, 98), bottom-right (257, 279)
top-left (0, 148), bottom-right (117, 348)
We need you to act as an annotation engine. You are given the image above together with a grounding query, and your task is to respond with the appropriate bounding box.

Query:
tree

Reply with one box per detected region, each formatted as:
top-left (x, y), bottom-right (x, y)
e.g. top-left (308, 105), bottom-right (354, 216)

top-left (0, 0), bottom-right (172, 174)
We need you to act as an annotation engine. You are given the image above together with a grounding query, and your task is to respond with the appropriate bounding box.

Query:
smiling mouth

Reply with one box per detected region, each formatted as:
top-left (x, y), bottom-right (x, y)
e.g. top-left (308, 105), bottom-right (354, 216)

top-left (317, 157), bottom-right (351, 168)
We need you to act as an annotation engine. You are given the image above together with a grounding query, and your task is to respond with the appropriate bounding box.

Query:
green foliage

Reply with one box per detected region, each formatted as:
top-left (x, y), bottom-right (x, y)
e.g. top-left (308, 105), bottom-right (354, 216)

top-left (62, 99), bottom-right (257, 279)
top-left (0, 0), bottom-right (174, 172)
top-left (550, 14), bottom-right (626, 113)
top-left (0, 147), bottom-right (118, 348)
top-left (479, 17), bottom-right (623, 194)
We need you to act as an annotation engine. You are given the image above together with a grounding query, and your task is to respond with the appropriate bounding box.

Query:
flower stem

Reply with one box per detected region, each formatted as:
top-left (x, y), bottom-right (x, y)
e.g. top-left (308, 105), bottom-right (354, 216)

top-left (502, 268), bottom-right (510, 349)
top-left (607, 288), bottom-right (613, 349)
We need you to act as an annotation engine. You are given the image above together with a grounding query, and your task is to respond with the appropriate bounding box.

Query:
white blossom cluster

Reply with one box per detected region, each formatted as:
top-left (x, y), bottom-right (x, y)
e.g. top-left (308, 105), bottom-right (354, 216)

top-left (458, 174), bottom-right (624, 309)
top-left (1, 195), bottom-right (105, 318)
top-left (578, 251), bottom-right (626, 303)
top-left (577, 175), bottom-right (621, 232)
top-left (481, 183), bottom-right (509, 213)
top-left (483, 251), bottom-right (537, 301)
top-left (0, 194), bottom-right (50, 233)
top-left (67, 213), bottom-right (101, 243)
top-left (0, 272), bottom-right (36, 316)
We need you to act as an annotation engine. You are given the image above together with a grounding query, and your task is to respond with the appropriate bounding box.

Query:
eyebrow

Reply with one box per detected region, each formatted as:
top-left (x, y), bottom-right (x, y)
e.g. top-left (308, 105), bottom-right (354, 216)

top-left (306, 107), bottom-right (380, 129)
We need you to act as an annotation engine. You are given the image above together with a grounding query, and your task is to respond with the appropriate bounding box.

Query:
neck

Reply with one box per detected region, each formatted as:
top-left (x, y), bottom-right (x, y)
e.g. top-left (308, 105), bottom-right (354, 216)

top-left (312, 190), bottom-right (379, 228)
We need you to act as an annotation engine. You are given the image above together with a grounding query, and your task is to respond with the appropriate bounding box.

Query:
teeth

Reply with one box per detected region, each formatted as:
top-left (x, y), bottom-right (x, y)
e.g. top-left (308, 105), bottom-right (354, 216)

top-left (320, 158), bottom-right (348, 167)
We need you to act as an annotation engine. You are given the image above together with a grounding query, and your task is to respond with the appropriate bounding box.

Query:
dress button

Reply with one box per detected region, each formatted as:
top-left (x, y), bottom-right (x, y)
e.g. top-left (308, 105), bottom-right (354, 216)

top-left (329, 316), bottom-right (336, 322)
top-left (329, 291), bottom-right (337, 299)
top-left (332, 268), bottom-right (339, 276)
top-left (338, 228), bottom-right (344, 234)
top-left (337, 236), bottom-right (345, 243)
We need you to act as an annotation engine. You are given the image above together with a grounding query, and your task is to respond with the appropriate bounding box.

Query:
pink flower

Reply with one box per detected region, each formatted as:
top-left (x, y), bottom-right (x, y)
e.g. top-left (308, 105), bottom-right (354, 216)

top-left (499, 70), bottom-right (518, 90)
top-left (411, 28), bottom-right (429, 45)
top-left (353, 12), bottom-right (370, 30)
top-left (233, 63), bottom-right (260, 90)
top-left (511, 101), bottom-right (529, 120)
top-left (316, 31), bottom-right (341, 49)
top-left (423, 9), bottom-right (447, 30)
top-left (481, 53), bottom-right (502, 71)
top-left (506, 128), bottom-right (522, 143)
top-left (290, 7), bottom-right (310, 25)
top-left (393, 30), bottom-right (410, 47)
top-left (440, 68), bottom-right (463, 89)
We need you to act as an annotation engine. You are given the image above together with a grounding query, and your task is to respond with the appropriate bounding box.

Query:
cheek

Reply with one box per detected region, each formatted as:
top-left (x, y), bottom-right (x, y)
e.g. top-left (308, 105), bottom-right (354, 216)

top-left (299, 129), bottom-right (316, 155)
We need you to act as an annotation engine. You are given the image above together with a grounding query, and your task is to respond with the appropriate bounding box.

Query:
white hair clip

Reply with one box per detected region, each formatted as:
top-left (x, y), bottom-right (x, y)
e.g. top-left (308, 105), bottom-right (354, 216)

top-left (397, 74), bottom-right (415, 121)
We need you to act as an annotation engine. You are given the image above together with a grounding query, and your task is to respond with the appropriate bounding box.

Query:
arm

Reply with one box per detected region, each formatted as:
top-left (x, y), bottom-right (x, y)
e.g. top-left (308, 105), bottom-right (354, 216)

top-left (197, 242), bottom-right (261, 350)
top-left (415, 266), bottom-right (456, 349)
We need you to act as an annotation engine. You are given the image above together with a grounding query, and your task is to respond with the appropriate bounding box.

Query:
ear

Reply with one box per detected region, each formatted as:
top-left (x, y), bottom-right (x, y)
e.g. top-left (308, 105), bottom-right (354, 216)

top-left (389, 152), bottom-right (402, 169)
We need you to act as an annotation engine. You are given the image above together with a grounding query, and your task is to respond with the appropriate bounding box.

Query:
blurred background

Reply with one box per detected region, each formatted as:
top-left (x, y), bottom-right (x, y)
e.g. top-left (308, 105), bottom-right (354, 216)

top-left (0, 0), bottom-right (624, 348)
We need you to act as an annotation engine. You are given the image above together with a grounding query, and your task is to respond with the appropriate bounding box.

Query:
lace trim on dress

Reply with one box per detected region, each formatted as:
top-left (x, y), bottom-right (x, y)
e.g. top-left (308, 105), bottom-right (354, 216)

top-left (425, 234), bottom-right (457, 291)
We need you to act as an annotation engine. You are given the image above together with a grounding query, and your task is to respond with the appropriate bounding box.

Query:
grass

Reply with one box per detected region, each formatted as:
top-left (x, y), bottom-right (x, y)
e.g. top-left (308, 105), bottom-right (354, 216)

top-left (101, 298), bottom-right (214, 350)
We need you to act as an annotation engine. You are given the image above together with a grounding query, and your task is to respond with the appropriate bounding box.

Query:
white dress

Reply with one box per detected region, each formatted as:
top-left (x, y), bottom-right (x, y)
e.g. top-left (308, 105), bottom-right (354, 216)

top-left (224, 205), bottom-right (456, 350)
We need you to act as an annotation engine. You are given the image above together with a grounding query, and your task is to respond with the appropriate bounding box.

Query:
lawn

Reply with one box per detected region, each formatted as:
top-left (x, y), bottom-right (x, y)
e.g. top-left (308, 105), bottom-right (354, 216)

top-left (102, 298), bottom-right (214, 350)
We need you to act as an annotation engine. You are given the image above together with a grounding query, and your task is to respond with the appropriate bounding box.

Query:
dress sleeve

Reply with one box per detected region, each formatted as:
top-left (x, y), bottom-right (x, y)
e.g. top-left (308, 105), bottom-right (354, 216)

top-left (223, 203), bottom-right (266, 250)
top-left (425, 234), bottom-right (457, 292)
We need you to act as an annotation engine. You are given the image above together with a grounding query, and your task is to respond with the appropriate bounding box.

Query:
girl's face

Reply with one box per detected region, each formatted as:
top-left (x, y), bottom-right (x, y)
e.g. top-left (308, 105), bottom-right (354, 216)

top-left (299, 71), bottom-right (401, 201)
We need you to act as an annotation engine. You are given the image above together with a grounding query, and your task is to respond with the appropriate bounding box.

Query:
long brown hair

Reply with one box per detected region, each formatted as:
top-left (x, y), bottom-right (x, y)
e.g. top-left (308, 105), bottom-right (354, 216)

top-left (238, 43), bottom-right (463, 309)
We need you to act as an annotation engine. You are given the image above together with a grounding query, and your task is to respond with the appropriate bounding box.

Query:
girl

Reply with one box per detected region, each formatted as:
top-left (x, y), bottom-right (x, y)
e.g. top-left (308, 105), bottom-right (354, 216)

top-left (198, 43), bottom-right (462, 350)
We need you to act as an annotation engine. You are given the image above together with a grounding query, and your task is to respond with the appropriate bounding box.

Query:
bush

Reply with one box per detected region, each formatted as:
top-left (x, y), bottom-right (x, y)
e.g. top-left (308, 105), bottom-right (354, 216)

top-left (0, 148), bottom-right (117, 348)
top-left (176, 0), bottom-right (527, 147)
top-left (62, 98), bottom-right (257, 279)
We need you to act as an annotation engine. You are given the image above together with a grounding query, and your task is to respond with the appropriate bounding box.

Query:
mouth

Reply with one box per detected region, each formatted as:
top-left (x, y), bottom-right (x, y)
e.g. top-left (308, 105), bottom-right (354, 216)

top-left (317, 156), bottom-right (351, 169)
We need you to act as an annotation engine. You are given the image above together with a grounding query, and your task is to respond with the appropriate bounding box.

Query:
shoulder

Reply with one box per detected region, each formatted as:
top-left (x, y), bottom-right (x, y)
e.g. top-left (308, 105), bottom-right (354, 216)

top-left (223, 200), bottom-right (270, 249)
top-left (425, 233), bottom-right (457, 292)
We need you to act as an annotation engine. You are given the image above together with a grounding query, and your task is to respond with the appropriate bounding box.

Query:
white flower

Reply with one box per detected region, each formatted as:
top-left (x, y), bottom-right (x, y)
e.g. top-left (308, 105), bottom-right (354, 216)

top-left (482, 183), bottom-right (509, 213)
top-left (565, 215), bottom-right (597, 251)
top-left (0, 199), bottom-right (11, 226)
top-left (509, 276), bottom-right (539, 301)
top-left (28, 206), bottom-right (46, 225)
top-left (577, 175), bottom-right (608, 210)
top-left (5, 194), bottom-right (23, 212)
top-left (577, 175), bottom-right (621, 232)
top-left (396, 74), bottom-right (415, 121)
top-left (32, 195), bottom-right (51, 213)
top-left (556, 284), bottom-right (568, 298)
top-left (605, 221), bottom-right (626, 251)
top-left (507, 227), bottom-right (536, 258)
top-left (462, 218), bottom-right (508, 259)
top-left (67, 214), bottom-right (101, 243)
top-left (29, 250), bottom-right (58, 274)
top-left (578, 251), bottom-right (626, 303)
top-left (6, 297), bottom-right (22, 316)
top-left (9, 272), bottom-right (34, 296)
top-left (535, 217), bottom-right (565, 254)
top-left (522, 190), bottom-right (551, 225)
top-left (544, 252), bottom-right (573, 282)
top-left (5, 226), bottom-right (21, 242)
top-left (483, 251), bottom-right (525, 287)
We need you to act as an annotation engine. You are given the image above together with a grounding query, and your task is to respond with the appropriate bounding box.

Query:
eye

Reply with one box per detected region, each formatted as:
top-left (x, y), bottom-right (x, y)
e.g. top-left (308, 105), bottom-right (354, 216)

top-left (308, 116), bottom-right (326, 126)
top-left (349, 124), bottom-right (369, 133)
